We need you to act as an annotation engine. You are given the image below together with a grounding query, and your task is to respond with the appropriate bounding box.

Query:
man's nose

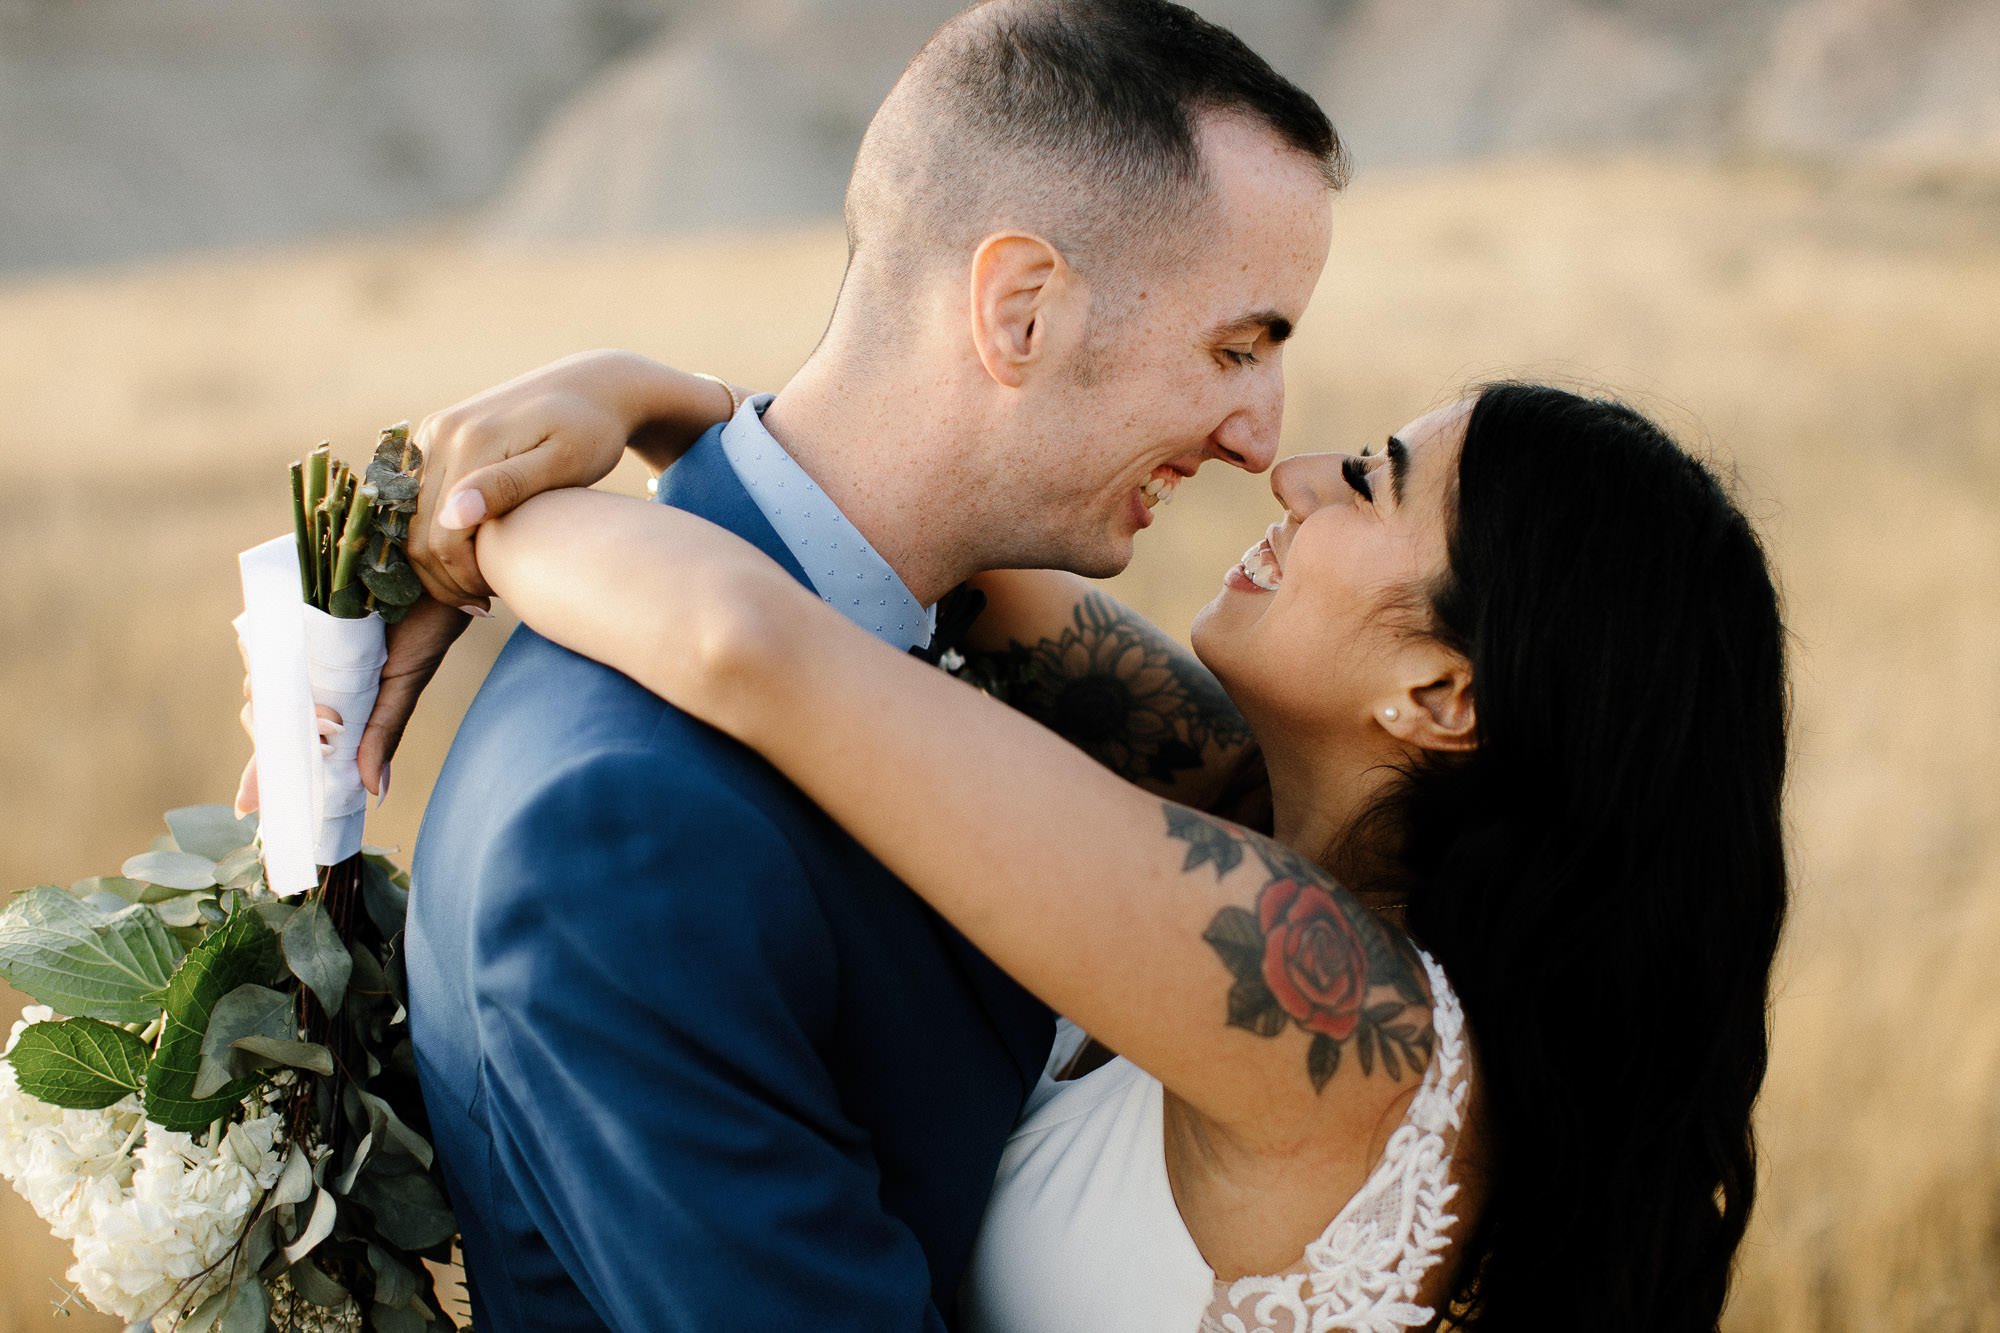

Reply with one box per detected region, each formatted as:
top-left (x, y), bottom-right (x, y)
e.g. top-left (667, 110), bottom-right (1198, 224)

top-left (1203, 378), bottom-right (1284, 474)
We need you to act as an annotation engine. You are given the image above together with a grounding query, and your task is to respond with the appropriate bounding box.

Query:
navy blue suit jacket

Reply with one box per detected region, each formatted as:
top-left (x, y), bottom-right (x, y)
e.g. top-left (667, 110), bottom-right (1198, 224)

top-left (406, 429), bottom-right (1052, 1330)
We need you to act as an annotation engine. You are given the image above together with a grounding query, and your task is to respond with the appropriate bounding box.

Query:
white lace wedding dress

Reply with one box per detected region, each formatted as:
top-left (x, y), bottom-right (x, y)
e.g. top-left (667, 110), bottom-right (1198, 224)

top-left (959, 950), bottom-right (1470, 1333)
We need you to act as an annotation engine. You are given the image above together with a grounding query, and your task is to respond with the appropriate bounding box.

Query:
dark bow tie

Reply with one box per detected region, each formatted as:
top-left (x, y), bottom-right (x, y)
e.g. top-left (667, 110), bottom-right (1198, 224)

top-left (910, 584), bottom-right (988, 667)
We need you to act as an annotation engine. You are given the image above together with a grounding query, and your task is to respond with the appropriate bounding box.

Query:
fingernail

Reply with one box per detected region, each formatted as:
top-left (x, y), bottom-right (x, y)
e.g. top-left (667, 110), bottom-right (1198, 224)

top-left (459, 604), bottom-right (494, 619)
top-left (233, 769), bottom-right (256, 818)
top-left (439, 489), bottom-right (486, 530)
top-left (376, 763), bottom-right (392, 810)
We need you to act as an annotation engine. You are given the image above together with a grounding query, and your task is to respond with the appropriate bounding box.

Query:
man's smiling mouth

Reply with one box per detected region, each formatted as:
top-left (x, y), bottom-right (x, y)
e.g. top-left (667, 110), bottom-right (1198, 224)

top-left (1140, 469), bottom-right (1180, 510)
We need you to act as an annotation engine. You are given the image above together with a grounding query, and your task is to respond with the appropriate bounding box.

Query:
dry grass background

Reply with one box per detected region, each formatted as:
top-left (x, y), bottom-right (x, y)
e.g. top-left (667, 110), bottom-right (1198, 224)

top-left (0, 158), bottom-right (1994, 1329)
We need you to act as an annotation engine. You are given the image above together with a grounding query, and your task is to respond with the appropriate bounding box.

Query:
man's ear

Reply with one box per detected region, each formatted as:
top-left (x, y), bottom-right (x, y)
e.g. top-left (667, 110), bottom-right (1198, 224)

top-left (1377, 648), bottom-right (1478, 755)
top-left (969, 232), bottom-right (1065, 389)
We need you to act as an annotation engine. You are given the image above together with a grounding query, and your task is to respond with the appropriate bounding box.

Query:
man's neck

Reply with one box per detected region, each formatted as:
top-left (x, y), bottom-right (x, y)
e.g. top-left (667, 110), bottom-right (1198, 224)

top-left (758, 355), bottom-right (978, 609)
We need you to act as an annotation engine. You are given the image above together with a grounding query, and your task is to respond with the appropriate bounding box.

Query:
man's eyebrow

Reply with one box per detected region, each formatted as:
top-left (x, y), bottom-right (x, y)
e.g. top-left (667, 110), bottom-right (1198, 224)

top-left (1387, 436), bottom-right (1408, 505)
top-left (1208, 311), bottom-right (1295, 344)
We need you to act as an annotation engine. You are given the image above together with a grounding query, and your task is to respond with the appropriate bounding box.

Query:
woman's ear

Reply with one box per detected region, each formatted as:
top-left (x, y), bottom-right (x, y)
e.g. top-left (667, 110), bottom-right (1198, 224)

top-left (1377, 650), bottom-right (1477, 754)
top-left (968, 232), bottom-right (1064, 389)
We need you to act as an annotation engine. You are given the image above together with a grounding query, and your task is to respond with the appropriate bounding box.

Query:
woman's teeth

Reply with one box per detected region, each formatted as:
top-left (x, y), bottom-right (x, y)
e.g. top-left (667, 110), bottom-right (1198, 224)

top-left (1238, 541), bottom-right (1281, 591)
top-left (1141, 474), bottom-right (1179, 510)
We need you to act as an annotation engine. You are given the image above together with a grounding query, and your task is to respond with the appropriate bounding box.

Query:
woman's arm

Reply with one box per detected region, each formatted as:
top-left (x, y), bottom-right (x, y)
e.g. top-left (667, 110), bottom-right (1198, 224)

top-left (480, 491), bottom-right (1434, 1154)
top-left (960, 570), bottom-right (1270, 824)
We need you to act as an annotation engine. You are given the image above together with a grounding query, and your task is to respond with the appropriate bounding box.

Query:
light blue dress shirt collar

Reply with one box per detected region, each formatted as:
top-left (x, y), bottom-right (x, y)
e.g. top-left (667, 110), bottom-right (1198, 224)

top-left (717, 392), bottom-right (936, 652)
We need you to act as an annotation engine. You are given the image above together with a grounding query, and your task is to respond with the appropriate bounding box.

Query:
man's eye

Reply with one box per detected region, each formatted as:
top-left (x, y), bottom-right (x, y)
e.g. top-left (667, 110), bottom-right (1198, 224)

top-left (1223, 348), bottom-right (1260, 367)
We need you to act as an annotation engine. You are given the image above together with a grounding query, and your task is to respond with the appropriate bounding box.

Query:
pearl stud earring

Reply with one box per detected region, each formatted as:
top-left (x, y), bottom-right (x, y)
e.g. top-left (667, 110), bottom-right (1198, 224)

top-left (1382, 707), bottom-right (1401, 722)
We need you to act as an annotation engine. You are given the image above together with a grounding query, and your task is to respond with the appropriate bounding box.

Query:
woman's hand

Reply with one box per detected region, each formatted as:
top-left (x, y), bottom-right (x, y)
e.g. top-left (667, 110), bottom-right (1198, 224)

top-left (407, 350), bottom-right (742, 612)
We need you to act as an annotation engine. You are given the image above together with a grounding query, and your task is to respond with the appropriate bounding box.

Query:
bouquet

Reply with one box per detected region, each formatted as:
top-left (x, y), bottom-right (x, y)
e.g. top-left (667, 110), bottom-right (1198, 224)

top-left (0, 427), bottom-right (460, 1331)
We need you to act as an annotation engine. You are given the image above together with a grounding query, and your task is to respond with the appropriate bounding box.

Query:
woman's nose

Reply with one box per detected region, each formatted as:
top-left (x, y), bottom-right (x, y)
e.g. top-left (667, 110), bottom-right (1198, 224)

top-left (1270, 451), bottom-right (1346, 518)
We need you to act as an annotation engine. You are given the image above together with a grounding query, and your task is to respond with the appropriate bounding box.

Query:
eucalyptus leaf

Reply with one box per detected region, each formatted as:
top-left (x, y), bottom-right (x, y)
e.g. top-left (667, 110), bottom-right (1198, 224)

top-left (122, 850), bottom-right (219, 891)
top-left (6, 1017), bottom-right (147, 1108)
top-left (144, 911), bottom-right (284, 1132)
top-left (271, 1143), bottom-right (315, 1208)
top-left (71, 874), bottom-right (177, 905)
top-left (231, 1035), bottom-right (333, 1077)
top-left (332, 1131), bottom-right (375, 1195)
top-left (179, 1287), bottom-right (229, 1333)
top-left (0, 885), bottom-right (180, 1022)
top-left (283, 901), bottom-right (352, 1015)
top-left (212, 845), bottom-right (265, 891)
top-left (360, 858), bottom-right (409, 938)
top-left (359, 557), bottom-right (421, 608)
top-left (282, 1187), bottom-right (338, 1265)
top-left (214, 1277), bottom-right (269, 1333)
top-left (369, 473), bottom-right (421, 506)
top-left (165, 806), bottom-right (258, 860)
top-left (151, 895), bottom-right (208, 929)
top-left (350, 1165), bottom-right (454, 1249)
top-left (367, 1243), bottom-right (418, 1309)
top-left (286, 1255), bottom-right (351, 1309)
top-left (353, 1086), bottom-right (434, 1169)
top-left (241, 1208), bottom-right (282, 1279)
top-left (372, 1302), bottom-right (429, 1333)
top-left (195, 983), bottom-right (294, 1098)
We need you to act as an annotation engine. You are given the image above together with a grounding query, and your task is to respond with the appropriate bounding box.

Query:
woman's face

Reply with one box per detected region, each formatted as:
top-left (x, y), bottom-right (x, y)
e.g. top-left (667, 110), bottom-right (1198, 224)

top-left (1192, 401), bottom-right (1469, 739)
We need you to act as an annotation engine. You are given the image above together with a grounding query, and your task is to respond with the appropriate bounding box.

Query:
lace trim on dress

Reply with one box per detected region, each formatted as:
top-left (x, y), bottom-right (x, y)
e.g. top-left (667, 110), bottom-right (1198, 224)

top-left (1199, 950), bottom-right (1469, 1333)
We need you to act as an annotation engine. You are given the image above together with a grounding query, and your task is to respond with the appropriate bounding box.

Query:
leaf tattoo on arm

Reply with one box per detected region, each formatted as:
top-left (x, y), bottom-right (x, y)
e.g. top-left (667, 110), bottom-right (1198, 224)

top-left (1176, 808), bottom-right (1435, 1093)
top-left (960, 594), bottom-right (1251, 786)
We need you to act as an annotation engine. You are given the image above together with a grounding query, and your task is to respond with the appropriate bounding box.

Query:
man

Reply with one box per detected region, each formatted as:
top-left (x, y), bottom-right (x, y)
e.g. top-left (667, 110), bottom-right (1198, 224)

top-left (389, 2), bottom-right (1344, 1326)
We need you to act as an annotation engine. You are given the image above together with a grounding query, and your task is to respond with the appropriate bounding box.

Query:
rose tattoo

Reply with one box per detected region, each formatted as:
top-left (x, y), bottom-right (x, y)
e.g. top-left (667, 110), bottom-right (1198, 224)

top-left (1175, 807), bottom-right (1434, 1093)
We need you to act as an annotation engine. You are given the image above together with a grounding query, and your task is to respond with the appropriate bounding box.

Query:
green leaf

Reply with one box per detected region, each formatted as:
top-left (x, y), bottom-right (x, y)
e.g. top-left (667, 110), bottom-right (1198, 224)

top-left (271, 1143), bottom-right (315, 1208)
top-left (195, 983), bottom-right (295, 1098)
top-left (360, 556), bottom-right (422, 608)
top-left (231, 1036), bottom-right (333, 1077)
top-left (350, 1164), bottom-right (455, 1249)
top-left (6, 1017), bottom-right (147, 1108)
top-left (1201, 906), bottom-right (1265, 981)
top-left (212, 844), bottom-right (266, 892)
top-left (367, 1243), bottom-right (418, 1309)
top-left (352, 1086), bottom-right (435, 1169)
top-left (283, 901), bottom-right (352, 1015)
top-left (360, 856), bottom-right (410, 938)
top-left (122, 849), bottom-right (219, 892)
top-left (1378, 1031), bottom-right (1403, 1081)
top-left (282, 1187), bottom-right (338, 1265)
top-left (287, 1256), bottom-right (352, 1308)
top-left (144, 911), bottom-right (284, 1132)
top-left (215, 1277), bottom-right (269, 1333)
top-left (1356, 1023), bottom-right (1375, 1077)
top-left (1225, 976), bottom-right (1287, 1038)
top-left (71, 874), bottom-right (179, 905)
top-left (166, 805), bottom-right (258, 860)
top-left (0, 885), bottom-right (180, 1022)
top-left (372, 1302), bottom-right (429, 1333)
top-left (152, 894), bottom-right (209, 929)
top-left (1307, 1033), bottom-right (1340, 1093)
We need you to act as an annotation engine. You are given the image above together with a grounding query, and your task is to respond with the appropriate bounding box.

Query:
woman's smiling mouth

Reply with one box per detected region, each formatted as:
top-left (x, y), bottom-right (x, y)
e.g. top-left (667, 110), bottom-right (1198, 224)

top-left (1235, 536), bottom-right (1282, 591)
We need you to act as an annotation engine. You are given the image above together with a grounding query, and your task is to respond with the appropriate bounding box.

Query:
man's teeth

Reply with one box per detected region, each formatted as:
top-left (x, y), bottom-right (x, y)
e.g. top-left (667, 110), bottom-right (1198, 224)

top-left (1238, 542), bottom-right (1281, 591)
top-left (1141, 474), bottom-right (1179, 509)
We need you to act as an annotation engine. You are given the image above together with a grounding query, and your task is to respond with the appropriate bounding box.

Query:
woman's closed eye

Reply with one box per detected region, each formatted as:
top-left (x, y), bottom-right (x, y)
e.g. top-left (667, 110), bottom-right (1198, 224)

top-left (1341, 454), bottom-right (1375, 502)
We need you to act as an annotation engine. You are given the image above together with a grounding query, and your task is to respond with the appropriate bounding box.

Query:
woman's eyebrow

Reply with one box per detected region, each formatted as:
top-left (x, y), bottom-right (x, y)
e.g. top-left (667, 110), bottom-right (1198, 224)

top-left (1386, 436), bottom-right (1408, 504)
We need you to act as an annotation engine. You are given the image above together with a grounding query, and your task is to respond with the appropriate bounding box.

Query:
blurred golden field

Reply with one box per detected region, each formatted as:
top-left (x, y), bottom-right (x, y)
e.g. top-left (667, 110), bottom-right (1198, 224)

top-left (0, 158), bottom-right (1996, 1329)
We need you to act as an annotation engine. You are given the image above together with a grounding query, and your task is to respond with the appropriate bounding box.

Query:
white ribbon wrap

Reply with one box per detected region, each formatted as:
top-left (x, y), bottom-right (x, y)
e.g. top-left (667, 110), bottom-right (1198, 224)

top-left (235, 535), bottom-right (388, 894)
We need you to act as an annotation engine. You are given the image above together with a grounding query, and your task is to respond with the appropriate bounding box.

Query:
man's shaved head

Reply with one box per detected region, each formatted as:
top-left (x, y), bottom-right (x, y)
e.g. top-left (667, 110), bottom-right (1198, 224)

top-left (839, 0), bottom-right (1346, 340)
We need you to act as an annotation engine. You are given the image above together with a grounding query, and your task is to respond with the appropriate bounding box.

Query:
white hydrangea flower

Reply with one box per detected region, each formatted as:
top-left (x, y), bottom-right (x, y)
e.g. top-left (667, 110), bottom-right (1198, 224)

top-left (0, 1006), bottom-right (288, 1325)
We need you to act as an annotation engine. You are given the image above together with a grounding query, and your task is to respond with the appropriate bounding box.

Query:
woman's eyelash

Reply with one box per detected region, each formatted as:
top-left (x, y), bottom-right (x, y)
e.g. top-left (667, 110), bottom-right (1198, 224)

top-left (1342, 455), bottom-right (1375, 501)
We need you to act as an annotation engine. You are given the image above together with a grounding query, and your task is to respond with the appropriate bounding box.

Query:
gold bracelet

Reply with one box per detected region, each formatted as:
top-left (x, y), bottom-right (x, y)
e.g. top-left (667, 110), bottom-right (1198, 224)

top-left (693, 372), bottom-right (743, 420)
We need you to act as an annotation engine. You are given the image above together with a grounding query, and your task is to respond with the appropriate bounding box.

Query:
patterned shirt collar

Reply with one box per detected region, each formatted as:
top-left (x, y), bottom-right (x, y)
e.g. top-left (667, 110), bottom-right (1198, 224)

top-left (716, 392), bottom-right (936, 652)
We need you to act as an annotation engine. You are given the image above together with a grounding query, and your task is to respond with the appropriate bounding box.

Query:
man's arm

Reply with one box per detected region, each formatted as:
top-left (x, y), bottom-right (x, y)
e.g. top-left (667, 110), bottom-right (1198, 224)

top-left (471, 752), bottom-right (946, 1331)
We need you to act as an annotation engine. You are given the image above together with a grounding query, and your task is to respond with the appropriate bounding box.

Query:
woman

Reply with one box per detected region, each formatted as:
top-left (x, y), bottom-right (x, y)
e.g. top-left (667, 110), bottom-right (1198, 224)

top-left (259, 376), bottom-right (1789, 1330)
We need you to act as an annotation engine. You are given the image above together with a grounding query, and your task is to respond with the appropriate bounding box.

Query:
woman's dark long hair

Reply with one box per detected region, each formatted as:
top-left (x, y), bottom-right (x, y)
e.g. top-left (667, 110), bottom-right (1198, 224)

top-left (1385, 384), bottom-right (1790, 1330)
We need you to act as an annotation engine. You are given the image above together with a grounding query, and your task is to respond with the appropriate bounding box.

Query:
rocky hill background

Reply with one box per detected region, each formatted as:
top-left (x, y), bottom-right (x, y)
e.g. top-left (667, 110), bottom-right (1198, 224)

top-left (4, 0), bottom-right (1996, 273)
